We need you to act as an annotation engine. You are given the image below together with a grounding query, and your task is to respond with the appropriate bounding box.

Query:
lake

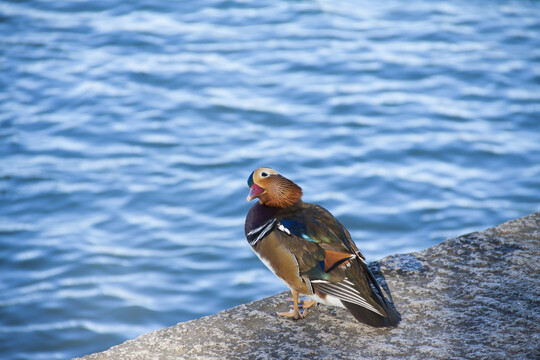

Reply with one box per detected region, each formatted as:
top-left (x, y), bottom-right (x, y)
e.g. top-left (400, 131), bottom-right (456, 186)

top-left (1, 0), bottom-right (539, 359)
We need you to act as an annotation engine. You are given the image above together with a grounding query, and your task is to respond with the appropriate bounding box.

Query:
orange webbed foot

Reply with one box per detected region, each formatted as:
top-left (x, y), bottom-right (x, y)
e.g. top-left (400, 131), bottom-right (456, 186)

top-left (277, 291), bottom-right (318, 320)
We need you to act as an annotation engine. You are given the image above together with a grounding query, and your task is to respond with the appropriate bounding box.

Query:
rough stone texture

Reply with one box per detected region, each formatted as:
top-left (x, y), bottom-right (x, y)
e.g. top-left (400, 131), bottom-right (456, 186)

top-left (77, 212), bottom-right (540, 360)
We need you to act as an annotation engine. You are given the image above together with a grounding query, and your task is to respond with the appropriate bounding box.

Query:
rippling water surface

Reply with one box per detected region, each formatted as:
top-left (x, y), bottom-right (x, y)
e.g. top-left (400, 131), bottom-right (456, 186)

top-left (2, 0), bottom-right (540, 358)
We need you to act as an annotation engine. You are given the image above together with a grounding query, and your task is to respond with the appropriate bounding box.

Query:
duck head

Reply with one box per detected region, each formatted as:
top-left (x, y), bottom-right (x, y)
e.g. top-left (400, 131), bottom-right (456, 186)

top-left (246, 167), bottom-right (303, 208)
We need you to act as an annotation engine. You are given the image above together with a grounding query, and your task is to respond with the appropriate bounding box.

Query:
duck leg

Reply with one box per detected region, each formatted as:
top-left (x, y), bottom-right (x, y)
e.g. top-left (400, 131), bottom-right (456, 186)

top-left (277, 290), bottom-right (317, 319)
top-left (277, 290), bottom-right (303, 319)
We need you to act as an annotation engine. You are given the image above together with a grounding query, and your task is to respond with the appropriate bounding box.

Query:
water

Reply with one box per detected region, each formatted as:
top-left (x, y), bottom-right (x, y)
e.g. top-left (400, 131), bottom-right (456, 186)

top-left (1, 0), bottom-right (540, 358)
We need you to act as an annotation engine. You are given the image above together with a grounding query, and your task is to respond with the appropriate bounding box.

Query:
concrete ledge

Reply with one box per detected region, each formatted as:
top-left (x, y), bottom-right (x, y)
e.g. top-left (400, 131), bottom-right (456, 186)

top-left (77, 212), bottom-right (540, 360)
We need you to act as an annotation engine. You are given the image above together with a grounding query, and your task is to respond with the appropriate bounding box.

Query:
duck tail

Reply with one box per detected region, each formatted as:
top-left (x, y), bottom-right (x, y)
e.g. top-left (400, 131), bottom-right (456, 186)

top-left (344, 260), bottom-right (401, 327)
top-left (341, 299), bottom-right (400, 327)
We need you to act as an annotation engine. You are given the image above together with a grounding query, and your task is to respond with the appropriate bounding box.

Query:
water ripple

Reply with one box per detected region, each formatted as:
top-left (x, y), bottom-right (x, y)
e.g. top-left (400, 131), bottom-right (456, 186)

top-left (2, 0), bottom-right (540, 359)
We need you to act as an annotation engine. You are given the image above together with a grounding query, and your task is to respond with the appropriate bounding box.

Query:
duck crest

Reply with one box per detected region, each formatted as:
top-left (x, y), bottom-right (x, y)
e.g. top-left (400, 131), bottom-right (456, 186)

top-left (261, 175), bottom-right (303, 208)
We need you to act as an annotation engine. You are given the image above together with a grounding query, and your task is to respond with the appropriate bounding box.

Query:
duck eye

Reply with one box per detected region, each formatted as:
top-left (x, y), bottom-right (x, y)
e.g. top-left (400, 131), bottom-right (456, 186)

top-left (261, 172), bottom-right (268, 177)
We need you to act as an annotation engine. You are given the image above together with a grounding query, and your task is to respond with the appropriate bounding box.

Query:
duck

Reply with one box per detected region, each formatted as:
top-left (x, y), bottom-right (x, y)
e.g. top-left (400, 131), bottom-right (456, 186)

top-left (244, 167), bottom-right (400, 327)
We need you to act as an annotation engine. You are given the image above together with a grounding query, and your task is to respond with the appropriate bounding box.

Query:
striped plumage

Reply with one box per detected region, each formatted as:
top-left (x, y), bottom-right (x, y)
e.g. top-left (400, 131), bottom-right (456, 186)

top-left (244, 167), bottom-right (400, 327)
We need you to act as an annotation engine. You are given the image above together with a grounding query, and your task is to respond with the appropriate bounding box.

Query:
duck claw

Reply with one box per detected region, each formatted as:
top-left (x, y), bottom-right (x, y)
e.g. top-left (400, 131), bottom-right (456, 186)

top-left (279, 292), bottom-right (318, 320)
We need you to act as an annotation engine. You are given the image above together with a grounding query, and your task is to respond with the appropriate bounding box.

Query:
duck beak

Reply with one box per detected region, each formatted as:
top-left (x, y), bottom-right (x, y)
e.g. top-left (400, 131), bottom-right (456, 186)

top-left (247, 184), bottom-right (264, 202)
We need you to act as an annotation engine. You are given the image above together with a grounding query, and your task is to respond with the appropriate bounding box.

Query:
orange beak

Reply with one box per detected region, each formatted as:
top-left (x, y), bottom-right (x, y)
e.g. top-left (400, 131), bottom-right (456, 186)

top-left (247, 184), bottom-right (264, 202)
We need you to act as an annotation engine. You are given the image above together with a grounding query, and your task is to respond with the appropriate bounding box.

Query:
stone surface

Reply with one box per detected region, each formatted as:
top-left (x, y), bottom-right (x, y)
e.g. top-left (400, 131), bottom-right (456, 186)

top-left (77, 212), bottom-right (540, 360)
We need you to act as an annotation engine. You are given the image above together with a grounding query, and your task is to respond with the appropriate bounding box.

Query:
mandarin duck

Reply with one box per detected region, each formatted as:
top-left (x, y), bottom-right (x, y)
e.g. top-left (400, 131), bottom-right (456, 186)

top-left (244, 168), bottom-right (400, 327)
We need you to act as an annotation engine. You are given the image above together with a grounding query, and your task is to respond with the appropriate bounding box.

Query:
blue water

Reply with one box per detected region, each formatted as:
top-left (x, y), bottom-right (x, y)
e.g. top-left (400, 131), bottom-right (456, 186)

top-left (2, 0), bottom-right (540, 358)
